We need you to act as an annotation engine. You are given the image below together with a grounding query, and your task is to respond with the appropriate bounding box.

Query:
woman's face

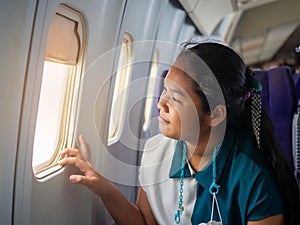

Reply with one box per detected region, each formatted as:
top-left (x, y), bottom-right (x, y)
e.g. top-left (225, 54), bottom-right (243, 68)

top-left (157, 66), bottom-right (211, 143)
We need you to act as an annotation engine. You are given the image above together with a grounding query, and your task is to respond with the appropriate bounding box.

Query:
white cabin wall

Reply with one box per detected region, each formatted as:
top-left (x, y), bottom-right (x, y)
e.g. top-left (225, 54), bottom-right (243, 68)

top-left (12, 0), bottom-right (126, 225)
top-left (0, 1), bottom-right (37, 224)
top-left (0, 0), bottom-right (202, 225)
top-left (100, 0), bottom-right (168, 224)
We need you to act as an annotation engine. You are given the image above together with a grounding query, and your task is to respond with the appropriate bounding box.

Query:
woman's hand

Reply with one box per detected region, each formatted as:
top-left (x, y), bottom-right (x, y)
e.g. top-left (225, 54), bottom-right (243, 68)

top-left (58, 135), bottom-right (108, 196)
top-left (58, 135), bottom-right (154, 225)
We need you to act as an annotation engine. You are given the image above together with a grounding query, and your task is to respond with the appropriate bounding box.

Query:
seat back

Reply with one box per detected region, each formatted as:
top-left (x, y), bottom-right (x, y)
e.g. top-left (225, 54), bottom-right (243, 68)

top-left (293, 72), bottom-right (300, 101)
top-left (292, 72), bottom-right (300, 188)
top-left (254, 66), bottom-right (297, 168)
top-left (267, 66), bottom-right (297, 167)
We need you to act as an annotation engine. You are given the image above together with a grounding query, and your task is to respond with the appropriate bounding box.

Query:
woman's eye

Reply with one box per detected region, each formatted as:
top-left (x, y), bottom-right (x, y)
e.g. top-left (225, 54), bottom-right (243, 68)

top-left (160, 88), bottom-right (166, 97)
top-left (171, 96), bottom-right (180, 103)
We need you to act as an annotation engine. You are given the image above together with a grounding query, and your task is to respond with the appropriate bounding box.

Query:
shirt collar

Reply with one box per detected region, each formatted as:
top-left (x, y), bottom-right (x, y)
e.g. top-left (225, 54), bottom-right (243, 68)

top-left (169, 129), bottom-right (236, 189)
top-left (169, 141), bottom-right (192, 178)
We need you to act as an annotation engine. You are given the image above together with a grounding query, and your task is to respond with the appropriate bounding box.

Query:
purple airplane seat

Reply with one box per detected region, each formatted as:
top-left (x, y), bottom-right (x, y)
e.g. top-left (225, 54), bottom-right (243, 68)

top-left (293, 72), bottom-right (300, 101)
top-left (267, 66), bottom-right (297, 168)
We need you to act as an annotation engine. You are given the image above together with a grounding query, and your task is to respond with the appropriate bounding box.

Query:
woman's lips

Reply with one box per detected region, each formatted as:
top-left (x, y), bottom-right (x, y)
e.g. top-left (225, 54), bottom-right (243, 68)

top-left (158, 115), bottom-right (170, 123)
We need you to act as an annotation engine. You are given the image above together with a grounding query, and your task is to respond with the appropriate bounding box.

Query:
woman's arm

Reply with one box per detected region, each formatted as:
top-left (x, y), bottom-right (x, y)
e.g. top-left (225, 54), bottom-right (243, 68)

top-left (58, 135), bottom-right (157, 225)
top-left (136, 187), bottom-right (159, 225)
top-left (248, 214), bottom-right (284, 225)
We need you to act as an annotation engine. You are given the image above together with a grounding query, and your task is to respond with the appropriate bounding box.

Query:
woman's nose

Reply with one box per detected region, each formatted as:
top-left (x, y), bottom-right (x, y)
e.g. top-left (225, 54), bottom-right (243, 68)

top-left (157, 97), bottom-right (169, 113)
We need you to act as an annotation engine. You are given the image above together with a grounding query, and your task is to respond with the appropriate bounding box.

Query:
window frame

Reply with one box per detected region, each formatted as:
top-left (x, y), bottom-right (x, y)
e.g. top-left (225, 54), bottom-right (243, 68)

top-left (108, 32), bottom-right (134, 145)
top-left (143, 49), bottom-right (159, 131)
top-left (32, 4), bottom-right (86, 179)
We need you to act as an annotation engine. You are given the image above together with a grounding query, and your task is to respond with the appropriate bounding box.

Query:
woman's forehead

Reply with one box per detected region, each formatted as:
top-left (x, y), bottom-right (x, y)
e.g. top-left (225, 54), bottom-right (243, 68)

top-left (166, 66), bottom-right (191, 81)
top-left (164, 67), bottom-right (196, 97)
top-left (165, 67), bottom-right (193, 86)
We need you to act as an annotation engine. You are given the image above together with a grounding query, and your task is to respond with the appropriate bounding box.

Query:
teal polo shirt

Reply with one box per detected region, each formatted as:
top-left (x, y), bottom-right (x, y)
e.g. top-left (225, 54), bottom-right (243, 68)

top-left (169, 128), bottom-right (284, 225)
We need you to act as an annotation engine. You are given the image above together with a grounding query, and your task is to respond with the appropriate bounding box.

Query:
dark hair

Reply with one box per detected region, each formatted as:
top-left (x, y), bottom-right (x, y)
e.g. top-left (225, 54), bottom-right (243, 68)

top-left (176, 42), bottom-right (300, 225)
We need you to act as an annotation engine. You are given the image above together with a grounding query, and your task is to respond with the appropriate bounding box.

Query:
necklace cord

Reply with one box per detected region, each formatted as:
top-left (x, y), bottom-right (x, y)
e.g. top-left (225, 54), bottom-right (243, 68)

top-left (174, 142), bottom-right (222, 224)
top-left (174, 141), bottom-right (187, 224)
top-left (209, 143), bottom-right (221, 195)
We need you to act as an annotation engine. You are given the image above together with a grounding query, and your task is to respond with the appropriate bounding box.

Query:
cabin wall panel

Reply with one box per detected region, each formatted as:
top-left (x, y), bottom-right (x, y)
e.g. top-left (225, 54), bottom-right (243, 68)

top-left (0, 1), bottom-right (37, 224)
top-left (12, 0), bottom-right (126, 225)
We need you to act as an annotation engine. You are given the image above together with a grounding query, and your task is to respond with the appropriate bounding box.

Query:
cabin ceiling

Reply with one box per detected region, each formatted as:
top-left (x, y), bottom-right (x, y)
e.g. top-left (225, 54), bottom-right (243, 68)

top-left (179, 0), bottom-right (300, 66)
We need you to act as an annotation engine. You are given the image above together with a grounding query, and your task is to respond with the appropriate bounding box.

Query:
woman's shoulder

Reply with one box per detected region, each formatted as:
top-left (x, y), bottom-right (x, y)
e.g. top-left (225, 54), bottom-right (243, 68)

top-left (229, 132), bottom-right (284, 215)
top-left (139, 134), bottom-right (176, 186)
top-left (144, 133), bottom-right (174, 146)
top-left (141, 134), bottom-right (176, 164)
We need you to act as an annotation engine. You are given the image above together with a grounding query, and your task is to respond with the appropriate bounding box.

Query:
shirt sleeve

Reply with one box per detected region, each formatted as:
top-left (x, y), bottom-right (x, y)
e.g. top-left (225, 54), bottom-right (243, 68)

top-left (138, 134), bottom-right (175, 188)
top-left (246, 171), bottom-right (284, 221)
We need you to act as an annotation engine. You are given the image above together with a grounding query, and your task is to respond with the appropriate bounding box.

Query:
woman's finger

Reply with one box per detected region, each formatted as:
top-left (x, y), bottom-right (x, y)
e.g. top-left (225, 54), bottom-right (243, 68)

top-left (78, 134), bottom-right (86, 146)
top-left (60, 148), bottom-right (79, 157)
top-left (60, 148), bottom-right (85, 160)
top-left (69, 174), bottom-right (100, 192)
top-left (57, 157), bottom-right (91, 174)
top-left (69, 174), bottom-right (84, 183)
top-left (78, 134), bottom-right (91, 161)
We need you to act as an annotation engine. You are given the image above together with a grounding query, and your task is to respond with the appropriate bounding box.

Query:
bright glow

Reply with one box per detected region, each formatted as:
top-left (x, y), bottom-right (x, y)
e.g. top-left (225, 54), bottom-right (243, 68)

top-left (32, 61), bottom-right (72, 167)
top-left (108, 36), bottom-right (133, 144)
top-left (143, 50), bottom-right (159, 131)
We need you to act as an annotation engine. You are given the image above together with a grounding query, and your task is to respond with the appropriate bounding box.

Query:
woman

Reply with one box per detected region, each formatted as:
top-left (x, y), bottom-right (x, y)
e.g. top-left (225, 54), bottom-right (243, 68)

top-left (58, 42), bottom-right (299, 225)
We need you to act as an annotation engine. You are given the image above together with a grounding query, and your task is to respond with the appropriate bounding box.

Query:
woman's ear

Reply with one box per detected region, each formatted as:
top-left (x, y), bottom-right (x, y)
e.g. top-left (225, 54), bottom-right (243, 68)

top-left (209, 105), bottom-right (226, 127)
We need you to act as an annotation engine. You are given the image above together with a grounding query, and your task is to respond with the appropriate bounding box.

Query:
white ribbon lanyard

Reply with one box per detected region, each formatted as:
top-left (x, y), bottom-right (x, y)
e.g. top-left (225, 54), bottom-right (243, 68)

top-left (199, 142), bottom-right (223, 225)
top-left (198, 193), bottom-right (223, 225)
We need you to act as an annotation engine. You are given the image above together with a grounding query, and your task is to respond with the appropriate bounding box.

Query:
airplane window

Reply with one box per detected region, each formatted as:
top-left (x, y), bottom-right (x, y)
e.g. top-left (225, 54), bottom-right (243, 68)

top-left (108, 33), bottom-right (133, 144)
top-left (32, 62), bottom-right (72, 167)
top-left (32, 4), bottom-right (85, 179)
top-left (143, 49), bottom-right (159, 131)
